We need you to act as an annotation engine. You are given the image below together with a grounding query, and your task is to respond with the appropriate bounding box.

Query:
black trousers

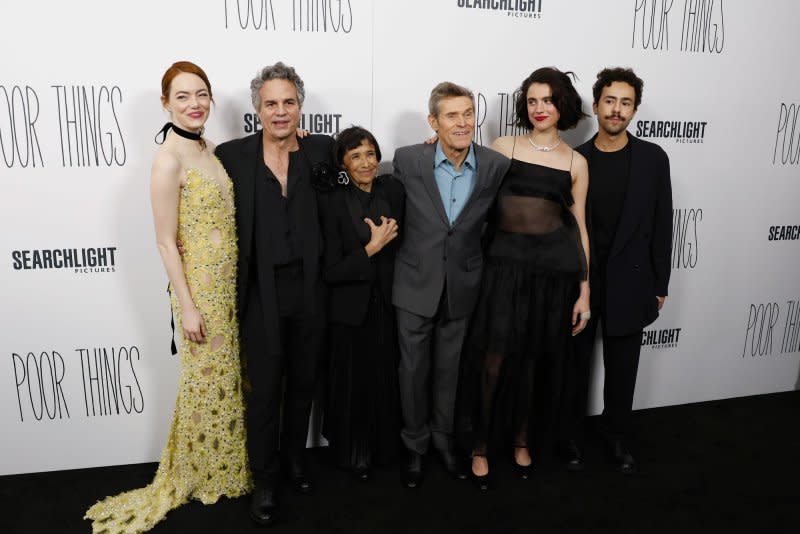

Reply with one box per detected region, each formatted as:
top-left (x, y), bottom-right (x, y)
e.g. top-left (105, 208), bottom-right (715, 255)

top-left (241, 264), bottom-right (325, 486)
top-left (566, 288), bottom-right (642, 444)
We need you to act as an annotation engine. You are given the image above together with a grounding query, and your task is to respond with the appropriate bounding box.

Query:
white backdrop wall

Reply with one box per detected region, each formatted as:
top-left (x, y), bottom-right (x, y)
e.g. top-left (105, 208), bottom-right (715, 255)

top-left (2, 0), bottom-right (798, 476)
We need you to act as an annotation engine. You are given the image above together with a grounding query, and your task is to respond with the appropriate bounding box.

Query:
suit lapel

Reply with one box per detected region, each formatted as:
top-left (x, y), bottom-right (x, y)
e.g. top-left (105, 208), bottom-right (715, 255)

top-left (453, 143), bottom-right (485, 227)
top-left (609, 135), bottom-right (646, 258)
top-left (240, 132), bottom-right (261, 222)
top-left (420, 143), bottom-right (450, 226)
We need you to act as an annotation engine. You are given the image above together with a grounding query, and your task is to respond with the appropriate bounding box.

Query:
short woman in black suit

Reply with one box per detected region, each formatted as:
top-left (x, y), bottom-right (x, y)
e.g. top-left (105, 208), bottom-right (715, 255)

top-left (318, 126), bottom-right (405, 480)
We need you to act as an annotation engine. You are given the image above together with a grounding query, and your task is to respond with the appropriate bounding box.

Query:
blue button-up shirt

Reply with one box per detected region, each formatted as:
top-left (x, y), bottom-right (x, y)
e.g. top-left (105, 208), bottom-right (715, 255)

top-left (434, 142), bottom-right (476, 225)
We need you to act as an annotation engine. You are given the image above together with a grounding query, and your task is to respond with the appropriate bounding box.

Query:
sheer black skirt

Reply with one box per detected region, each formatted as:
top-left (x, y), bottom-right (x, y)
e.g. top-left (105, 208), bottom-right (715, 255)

top-left (456, 255), bottom-right (578, 457)
top-left (324, 285), bottom-right (401, 468)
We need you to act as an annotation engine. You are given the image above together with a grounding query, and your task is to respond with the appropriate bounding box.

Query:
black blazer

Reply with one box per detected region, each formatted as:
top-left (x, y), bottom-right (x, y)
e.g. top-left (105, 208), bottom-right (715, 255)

top-left (317, 175), bottom-right (405, 327)
top-left (577, 134), bottom-right (672, 336)
top-left (216, 132), bottom-right (334, 353)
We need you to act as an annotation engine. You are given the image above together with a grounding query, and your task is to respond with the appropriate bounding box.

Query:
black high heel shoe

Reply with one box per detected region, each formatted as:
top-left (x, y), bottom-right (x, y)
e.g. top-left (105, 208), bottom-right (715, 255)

top-left (513, 446), bottom-right (533, 480)
top-left (352, 451), bottom-right (371, 482)
top-left (352, 459), bottom-right (370, 482)
top-left (471, 454), bottom-right (490, 492)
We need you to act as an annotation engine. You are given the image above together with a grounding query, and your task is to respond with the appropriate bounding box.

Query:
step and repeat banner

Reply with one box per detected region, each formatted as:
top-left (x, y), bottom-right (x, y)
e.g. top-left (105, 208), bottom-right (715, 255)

top-left (2, 1), bottom-right (798, 475)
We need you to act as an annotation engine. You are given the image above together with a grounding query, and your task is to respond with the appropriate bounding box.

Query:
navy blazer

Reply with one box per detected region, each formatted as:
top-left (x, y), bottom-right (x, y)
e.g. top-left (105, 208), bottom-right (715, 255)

top-left (577, 134), bottom-right (672, 336)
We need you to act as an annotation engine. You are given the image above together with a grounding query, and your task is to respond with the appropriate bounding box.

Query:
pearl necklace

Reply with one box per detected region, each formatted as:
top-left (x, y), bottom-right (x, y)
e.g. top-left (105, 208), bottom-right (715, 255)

top-left (527, 134), bottom-right (561, 152)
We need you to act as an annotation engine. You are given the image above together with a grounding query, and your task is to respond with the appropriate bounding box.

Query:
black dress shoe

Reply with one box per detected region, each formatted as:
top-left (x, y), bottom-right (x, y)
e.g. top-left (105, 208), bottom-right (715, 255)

top-left (437, 448), bottom-right (468, 480)
top-left (249, 485), bottom-right (278, 526)
top-left (610, 441), bottom-right (636, 475)
top-left (562, 440), bottom-right (585, 472)
top-left (403, 451), bottom-right (423, 488)
top-left (287, 454), bottom-right (314, 494)
top-left (470, 455), bottom-right (490, 492)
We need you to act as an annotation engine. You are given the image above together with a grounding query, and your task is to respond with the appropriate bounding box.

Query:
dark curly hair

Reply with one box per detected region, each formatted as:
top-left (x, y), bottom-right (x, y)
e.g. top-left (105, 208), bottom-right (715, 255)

top-left (333, 126), bottom-right (382, 168)
top-left (592, 67), bottom-right (644, 109)
top-left (515, 67), bottom-right (588, 131)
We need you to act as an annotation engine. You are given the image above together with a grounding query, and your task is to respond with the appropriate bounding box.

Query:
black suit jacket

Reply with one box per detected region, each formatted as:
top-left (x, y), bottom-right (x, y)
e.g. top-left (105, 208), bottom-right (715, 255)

top-left (577, 133), bottom-right (672, 336)
top-left (317, 175), bottom-right (405, 327)
top-left (216, 132), bottom-right (333, 354)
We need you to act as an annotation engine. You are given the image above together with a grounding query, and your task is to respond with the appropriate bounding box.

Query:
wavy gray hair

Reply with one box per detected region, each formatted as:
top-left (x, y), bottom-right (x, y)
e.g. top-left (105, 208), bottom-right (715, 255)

top-left (250, 61), bottom-right (306, 110)
top-left (428, 81), bottom-right (474, 117)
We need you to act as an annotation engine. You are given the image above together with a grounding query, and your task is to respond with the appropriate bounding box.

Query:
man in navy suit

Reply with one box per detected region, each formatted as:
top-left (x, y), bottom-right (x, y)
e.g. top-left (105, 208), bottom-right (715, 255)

top-left (563, 68), bottom-right (672, 474)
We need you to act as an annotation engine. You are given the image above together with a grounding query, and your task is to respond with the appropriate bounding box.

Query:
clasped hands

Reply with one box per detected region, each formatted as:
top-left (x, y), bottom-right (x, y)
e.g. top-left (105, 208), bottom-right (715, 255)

top-left (364, 216), bottom-right (399, 257)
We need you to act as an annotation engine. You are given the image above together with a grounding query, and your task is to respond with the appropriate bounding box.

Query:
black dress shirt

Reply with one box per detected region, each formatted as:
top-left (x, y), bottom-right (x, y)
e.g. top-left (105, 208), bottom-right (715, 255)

top-left (253, 154), bottom-right (302, 267)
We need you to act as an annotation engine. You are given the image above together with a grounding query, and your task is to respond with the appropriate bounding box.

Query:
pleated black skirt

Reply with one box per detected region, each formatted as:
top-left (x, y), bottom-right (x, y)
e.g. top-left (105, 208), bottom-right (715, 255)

top-left (324, 285), bottom-right (401, 468)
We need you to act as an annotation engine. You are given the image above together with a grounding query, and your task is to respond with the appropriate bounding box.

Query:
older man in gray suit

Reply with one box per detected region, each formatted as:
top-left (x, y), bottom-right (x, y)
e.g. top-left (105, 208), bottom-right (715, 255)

top-left (392, 82), bottom-right (510, 488)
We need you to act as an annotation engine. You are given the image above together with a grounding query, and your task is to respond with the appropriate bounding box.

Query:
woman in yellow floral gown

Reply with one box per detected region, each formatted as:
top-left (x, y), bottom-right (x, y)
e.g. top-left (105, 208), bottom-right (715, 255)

top-left (85, 61), bottom-right (251, 533)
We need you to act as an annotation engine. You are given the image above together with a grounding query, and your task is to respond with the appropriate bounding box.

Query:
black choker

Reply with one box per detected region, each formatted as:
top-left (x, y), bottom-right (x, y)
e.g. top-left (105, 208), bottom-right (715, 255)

top-left (154, 122), bottom-right (203, 144)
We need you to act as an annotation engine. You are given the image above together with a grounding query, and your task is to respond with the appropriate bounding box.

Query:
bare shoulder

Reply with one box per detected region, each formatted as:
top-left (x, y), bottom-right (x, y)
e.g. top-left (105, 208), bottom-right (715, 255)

top-left (151, 147), bottom-right (182, 183)
top-left (570, 149), bottom-right (589, 181)
top-left (489, 135), bottom-right (515, 157)
top-left (571, 149), bottom-right (588, 170)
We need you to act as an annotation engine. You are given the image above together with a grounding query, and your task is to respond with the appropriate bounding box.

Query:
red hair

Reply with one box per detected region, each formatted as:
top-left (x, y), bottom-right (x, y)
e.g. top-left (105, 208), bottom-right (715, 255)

top-left (161, 61), bottom-right (212, 100)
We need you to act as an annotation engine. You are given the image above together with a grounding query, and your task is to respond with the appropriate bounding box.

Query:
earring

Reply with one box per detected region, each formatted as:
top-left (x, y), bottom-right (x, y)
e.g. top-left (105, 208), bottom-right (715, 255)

top-left (337, 171), bottom-right (350, 185)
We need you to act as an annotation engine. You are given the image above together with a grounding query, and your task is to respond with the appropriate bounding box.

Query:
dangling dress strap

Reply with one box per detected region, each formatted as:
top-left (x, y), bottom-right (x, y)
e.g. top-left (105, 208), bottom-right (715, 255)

top-left (512, 135), bottom-right (517, 158)
top-left (569, 149), bottom-right (575, 172)
top-left (168, 283), bottom-right (177, 355)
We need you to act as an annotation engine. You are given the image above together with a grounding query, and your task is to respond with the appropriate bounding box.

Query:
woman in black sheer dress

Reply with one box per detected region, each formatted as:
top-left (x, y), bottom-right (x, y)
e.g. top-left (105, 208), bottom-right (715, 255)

top-left (318, 127), bottom-right (404, 480)
top-left (457, 68), bottom-right (591, 490)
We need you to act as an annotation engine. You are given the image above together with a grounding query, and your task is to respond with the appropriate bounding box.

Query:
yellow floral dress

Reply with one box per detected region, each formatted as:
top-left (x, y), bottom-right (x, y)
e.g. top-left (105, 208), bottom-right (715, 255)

top-left (85, 167), bottom-right (251, 533)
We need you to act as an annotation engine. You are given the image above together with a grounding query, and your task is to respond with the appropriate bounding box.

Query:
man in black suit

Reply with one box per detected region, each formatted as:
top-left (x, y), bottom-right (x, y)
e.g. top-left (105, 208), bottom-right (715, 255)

top-left (392, 82), bottom-right (510, 487)
top-left (215, 62), bottom-right (333, 525)
top-left (563, 67), bottom-right (672, 474)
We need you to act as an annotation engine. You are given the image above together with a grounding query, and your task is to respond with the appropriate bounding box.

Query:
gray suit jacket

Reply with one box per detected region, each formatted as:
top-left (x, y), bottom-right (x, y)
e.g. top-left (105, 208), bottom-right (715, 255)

top-left (391, 142), bottom-right (510, 318)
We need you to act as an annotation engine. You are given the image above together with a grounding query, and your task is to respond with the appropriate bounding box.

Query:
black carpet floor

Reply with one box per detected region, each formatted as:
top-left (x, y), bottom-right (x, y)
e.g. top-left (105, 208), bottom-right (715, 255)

top-left (2, 391), bottom-right (799, 534)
